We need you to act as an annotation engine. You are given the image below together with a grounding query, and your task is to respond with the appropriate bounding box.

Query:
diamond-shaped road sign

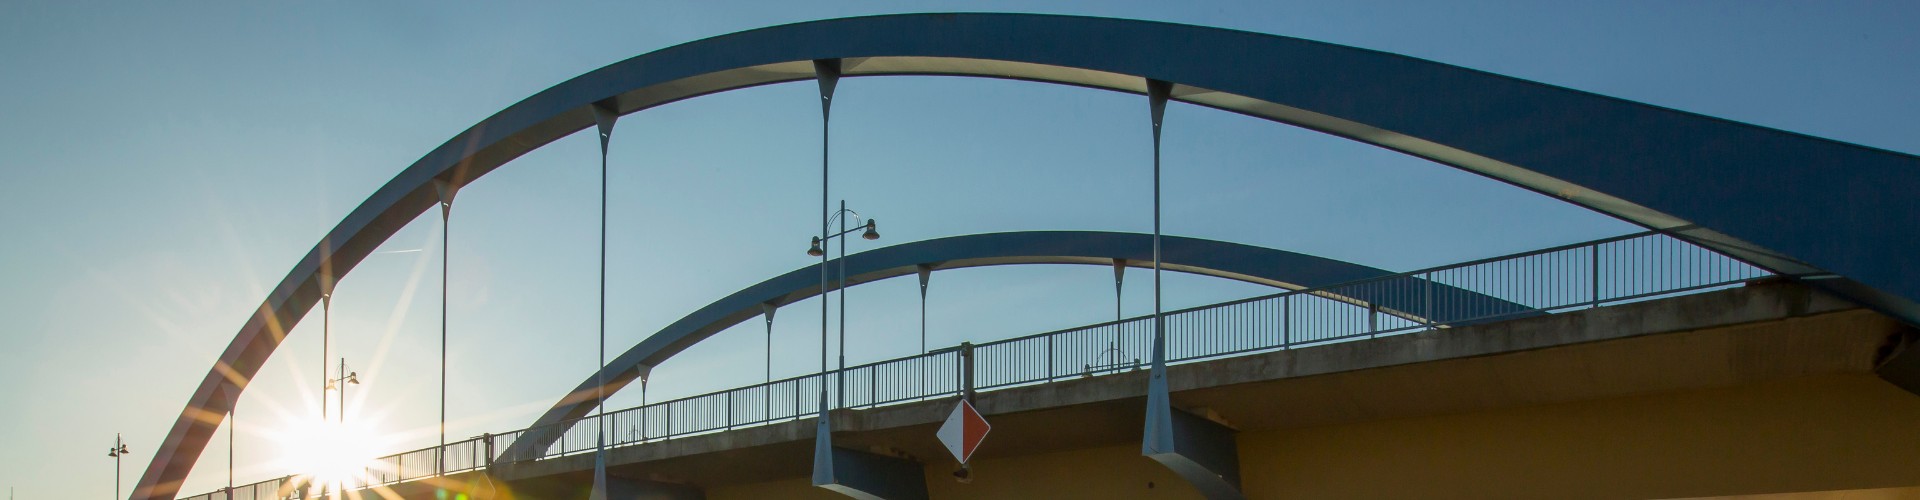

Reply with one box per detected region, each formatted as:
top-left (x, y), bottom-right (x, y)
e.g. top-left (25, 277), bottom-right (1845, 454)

top-left (937, 399), bottom-right (990, 464)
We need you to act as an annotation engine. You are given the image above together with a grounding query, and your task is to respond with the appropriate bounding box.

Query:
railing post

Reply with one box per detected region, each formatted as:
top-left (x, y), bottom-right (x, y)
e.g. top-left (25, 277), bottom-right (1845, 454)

top-left (868, 367), bottom-right (877, 407)
top-left (665, 404), bottom-right (673, 440)
top-left (1281, 295), bottom-right (1290, 348)
top-left (482, 432), bottom-right (493, 468)
top-left (1591, 243), bottom-right (1602, 308)
top-left (1368, 302), bottom-right (1379, 338)
top-left (1424, 272), bottom-right (1435, 330)
top-left (1047, 334), bottom-right (1056, 381)
top-left (960, 341), bottom-right (976, 402)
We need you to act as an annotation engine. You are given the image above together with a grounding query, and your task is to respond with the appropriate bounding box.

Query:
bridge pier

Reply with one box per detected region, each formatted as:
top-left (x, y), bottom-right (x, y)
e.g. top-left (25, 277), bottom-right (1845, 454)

top-left (812, 445), bottom-right (930, 500)
top-left (1143, 407), bottom-right (1243, 500)
top-left (504, 473), bottom-right (704, 500)
top-left (1874, 327), bottom-right (1920, 395)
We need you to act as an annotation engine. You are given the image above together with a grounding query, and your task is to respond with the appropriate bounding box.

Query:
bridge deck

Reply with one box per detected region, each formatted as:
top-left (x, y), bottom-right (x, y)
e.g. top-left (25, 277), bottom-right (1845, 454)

top-left (455, 281), bottom-right (1912, 498)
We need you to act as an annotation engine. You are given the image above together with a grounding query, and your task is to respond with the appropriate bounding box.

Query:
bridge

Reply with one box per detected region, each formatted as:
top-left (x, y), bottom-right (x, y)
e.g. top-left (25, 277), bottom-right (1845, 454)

top-left (182, 229), bottom-right (1849, 498)
top-left (140, 13), bottom-right (1920, 500)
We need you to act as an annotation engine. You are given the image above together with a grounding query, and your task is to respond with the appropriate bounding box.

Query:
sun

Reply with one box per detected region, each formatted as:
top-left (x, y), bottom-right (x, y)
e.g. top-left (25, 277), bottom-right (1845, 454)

top-left (269, 416), bottom-right (386, 492)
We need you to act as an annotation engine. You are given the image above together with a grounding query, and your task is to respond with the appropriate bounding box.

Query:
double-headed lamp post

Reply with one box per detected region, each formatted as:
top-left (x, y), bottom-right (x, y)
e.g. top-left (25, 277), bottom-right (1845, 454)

top-left (107, 433), bottom-right (129, 500)
top-left (807, 200), bottom-right (879, 408)
top-left (322, 359), bottom-right (359, 495)
top-left (326, 358), bottom-right (359, 424)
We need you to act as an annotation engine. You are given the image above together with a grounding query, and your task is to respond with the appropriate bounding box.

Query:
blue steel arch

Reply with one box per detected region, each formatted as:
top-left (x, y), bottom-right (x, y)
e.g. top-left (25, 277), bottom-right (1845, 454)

top-left (138, 13), bottom-right (1920, 499)
top-left (513, 230), bottom-right (1529, 458)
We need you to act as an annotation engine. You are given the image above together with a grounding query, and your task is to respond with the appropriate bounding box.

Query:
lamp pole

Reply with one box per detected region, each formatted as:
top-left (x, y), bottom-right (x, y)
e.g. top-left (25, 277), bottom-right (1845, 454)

top-left (339, 357), bottom-right (346, 424)
top-left (839, 201), bottom-right (847, 409)
top-left (836, 200), bottom-right (850, 408)
top-left (107, 433), bottom-right (128, 500)
top-left (806, 204), bottom-right (879, 409)
top-left (323, 358), bottom-right (359, 496)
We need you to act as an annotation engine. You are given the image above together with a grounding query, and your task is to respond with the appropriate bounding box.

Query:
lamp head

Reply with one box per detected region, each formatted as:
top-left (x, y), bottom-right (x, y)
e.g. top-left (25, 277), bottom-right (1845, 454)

top-left (861, 220), bottom-right (879, 240)
top-left (807, 236), bottom-right (824, 257)
top-left (347, 372), bottom-right (359, 384)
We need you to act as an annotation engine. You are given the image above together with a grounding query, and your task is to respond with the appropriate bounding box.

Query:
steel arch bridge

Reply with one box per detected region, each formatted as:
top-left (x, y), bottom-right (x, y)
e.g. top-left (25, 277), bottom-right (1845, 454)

top-left (138, 13), bottom-right (1920, 500)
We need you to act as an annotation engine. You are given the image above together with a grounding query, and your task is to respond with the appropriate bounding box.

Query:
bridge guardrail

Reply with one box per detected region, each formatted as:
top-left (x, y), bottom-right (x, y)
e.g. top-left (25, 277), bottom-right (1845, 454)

top-left (184, 231), bottom-right (1769, 498)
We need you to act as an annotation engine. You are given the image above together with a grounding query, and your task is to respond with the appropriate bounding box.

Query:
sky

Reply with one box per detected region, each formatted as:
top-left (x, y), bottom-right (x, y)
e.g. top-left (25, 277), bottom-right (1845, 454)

top-left (1, 0), bottom-right (1916, 497)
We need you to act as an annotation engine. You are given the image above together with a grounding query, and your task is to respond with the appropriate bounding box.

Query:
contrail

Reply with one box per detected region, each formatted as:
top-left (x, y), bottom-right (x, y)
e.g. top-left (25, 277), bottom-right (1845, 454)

top-left (374, 248), bottom-right (424, 254)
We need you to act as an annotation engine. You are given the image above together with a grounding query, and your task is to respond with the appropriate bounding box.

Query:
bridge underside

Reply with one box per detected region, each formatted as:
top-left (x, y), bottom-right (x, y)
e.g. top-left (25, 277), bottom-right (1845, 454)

top-left (355, 282), bottom-right (1920, 499)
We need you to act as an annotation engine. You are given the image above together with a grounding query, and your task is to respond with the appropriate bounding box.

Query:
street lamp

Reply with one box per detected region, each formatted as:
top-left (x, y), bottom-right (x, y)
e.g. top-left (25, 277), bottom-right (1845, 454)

top-left (322, 358), bottom-right (359, 496)
top-left (107, 433), bottom-right (129, 500)
top-left (807, 222), bottom-right (877, 257)
top-left (325, 358), bottom-right (360, 424)
top-left (807, 200), bottom-right (880, 409)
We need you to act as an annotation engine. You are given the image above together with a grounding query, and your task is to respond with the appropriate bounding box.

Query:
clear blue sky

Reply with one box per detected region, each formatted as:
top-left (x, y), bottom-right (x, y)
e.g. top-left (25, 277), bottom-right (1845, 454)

top-left (2, 1), bottom-right (1915, 497)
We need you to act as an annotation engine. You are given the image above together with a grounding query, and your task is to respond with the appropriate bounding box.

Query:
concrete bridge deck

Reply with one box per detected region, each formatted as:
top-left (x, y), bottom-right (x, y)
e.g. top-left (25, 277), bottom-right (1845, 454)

top-left (359, 281), bottom-right (1920, 499)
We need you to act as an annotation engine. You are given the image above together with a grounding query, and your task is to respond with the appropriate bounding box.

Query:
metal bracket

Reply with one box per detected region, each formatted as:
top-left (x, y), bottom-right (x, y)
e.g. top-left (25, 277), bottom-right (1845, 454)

top-left (432, 178), bottom-right (459, 220)
top-left (591, 98), bottom-right (619, 157)
top-left (1147, 79), bottom-right (1170, 142)
top-left (1112, 258), bottom-right (1126, 320)
top-left (814, 59), bottom-right (842, 120)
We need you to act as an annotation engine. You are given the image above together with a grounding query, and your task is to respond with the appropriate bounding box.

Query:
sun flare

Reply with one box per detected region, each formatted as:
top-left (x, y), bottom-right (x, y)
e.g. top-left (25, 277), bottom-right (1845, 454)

top-left (269, 416), bottom-right (388, 491)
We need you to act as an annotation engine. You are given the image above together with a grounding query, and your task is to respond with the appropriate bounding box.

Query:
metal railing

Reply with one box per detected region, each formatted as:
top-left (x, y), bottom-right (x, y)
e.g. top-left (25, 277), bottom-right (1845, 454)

top-left (176, 476), bottom-right (290, 500)
top-left (184, 231), bottom-right (1769, 498)
top-left (176, 435), bottom-right (495, 499)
